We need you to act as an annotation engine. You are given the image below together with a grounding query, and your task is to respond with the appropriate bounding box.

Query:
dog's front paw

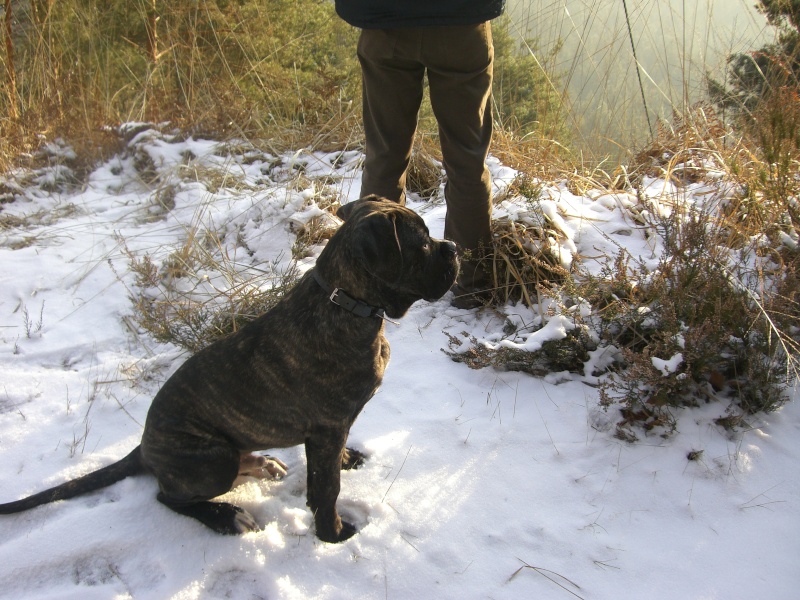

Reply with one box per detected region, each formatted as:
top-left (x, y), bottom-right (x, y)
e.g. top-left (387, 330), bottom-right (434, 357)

top-left (317, 520), bottom-right (357, 543)
top-left (337, 520), bottom-right (357, 541)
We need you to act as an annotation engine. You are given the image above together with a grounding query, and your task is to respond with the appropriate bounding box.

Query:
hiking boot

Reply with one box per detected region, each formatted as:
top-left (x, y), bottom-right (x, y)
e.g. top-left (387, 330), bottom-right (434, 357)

top-left (449, 282), bottom-right (493, 309)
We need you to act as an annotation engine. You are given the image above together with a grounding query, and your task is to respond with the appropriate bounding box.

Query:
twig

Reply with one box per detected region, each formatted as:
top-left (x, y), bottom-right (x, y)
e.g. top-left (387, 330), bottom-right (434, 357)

top-left (534, 386), bottom-right (559, 455)
top-left (740, 483), bottom-right (786, 510)
top-left (457, 560), bottom-right (473, 575)
top-left (399, 531), bottom-right (420, 552)
top-left (382, 446), bottom-right (412, 502)
top-left (110, 392), bottom-right (144, 428)
top-left (507, 559), bottom-right (584, 599)
top-left (593, 558), bottom-right (620, 571)
top-left (2, 386), bottom-right (26, 420)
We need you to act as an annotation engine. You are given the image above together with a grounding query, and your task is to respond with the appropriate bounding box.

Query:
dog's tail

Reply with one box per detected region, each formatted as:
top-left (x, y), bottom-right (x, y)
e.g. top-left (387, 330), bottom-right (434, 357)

top-left (0, 446), bottom-right (144, 514)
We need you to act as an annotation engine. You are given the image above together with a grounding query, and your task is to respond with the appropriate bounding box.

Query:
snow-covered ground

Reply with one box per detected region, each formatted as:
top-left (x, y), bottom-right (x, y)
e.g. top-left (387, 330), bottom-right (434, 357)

top-left (0, 127), bottom-right (797, 599)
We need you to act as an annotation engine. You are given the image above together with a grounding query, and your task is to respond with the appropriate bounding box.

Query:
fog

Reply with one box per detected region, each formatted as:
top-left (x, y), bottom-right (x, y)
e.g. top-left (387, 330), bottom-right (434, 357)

top-left (506, 0), bottom-right (774, 156)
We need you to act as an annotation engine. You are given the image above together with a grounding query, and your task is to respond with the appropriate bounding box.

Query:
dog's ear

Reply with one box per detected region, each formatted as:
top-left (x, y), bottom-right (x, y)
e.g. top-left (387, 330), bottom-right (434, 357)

top-left (336, 195), bottom-right (387, 222)
top-left (351, 210), bottom-right (403, 283)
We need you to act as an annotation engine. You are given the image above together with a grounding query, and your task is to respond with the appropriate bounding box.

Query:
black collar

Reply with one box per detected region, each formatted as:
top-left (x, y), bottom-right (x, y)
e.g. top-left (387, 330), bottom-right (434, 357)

top-left (312, 269), bottom-right (389, 322)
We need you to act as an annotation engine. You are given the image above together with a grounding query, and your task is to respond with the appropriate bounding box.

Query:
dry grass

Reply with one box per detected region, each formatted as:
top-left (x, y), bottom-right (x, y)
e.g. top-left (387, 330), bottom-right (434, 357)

top-left (119, 140), bottom-right (347, 354)
top-left (406, 138), bottom-right (444, 200)
top-left (486, 214), bottom-right (572, 306)
top-left (125, 234), bottom-right (300, 354)
top-left (451, 107), bottom-right (799, 437)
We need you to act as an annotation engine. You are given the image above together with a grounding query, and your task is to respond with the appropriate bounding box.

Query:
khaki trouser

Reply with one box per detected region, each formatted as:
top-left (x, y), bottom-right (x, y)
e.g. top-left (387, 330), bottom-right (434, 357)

top-left (357, 23), bottom-right (494, 283)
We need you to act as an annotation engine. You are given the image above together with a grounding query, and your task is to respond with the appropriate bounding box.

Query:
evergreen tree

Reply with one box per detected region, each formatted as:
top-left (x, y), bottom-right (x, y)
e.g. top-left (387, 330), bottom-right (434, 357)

top-left (492, 16), bottom-right (568, 142)
top-left (709, 0), bottom-right (799, 116)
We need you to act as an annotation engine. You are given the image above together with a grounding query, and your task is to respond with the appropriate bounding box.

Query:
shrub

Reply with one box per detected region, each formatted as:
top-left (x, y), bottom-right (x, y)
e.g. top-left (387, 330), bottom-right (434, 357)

top-left (450, 108), bottom-right (799, 438)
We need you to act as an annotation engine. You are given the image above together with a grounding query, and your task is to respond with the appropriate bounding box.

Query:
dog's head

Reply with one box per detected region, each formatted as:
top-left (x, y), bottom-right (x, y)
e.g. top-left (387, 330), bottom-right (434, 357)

top-left (321, 196), bottom-right (459, 319)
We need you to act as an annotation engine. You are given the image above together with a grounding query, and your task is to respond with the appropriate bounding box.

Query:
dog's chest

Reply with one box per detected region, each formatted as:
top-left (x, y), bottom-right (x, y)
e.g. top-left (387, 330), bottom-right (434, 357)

top-left (377, 334), bottom-right (390, 374)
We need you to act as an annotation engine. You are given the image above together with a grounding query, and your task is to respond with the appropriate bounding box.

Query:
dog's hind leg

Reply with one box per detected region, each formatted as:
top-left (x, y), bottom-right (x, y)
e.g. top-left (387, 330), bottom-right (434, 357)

top-left (145, 442), bottom-right (260, 535)
top-left (157, 493), bottom-right (260, 535)
top-left (238, 453), bottom-right (288, 480)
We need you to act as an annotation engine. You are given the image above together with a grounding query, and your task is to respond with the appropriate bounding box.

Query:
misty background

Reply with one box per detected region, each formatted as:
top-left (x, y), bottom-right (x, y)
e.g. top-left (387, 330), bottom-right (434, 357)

top-left (505, 0), bottom-right (772, 157)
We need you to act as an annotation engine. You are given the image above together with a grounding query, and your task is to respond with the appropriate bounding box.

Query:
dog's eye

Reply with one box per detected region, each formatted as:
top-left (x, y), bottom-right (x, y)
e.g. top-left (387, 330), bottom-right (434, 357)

top-left (421, 242), bottom-right (431, 252)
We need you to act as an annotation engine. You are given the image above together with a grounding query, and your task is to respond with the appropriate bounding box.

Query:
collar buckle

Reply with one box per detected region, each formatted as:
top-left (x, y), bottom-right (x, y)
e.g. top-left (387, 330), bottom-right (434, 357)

top-left (312, 269), bottom-right (397, 325)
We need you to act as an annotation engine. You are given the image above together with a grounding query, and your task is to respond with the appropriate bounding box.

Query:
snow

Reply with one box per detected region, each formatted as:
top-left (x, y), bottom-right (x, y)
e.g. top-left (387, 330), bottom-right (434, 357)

top-left (652, 353), bottom-right (684, 376)
top-left (0, 128), bottom-right (798, 599)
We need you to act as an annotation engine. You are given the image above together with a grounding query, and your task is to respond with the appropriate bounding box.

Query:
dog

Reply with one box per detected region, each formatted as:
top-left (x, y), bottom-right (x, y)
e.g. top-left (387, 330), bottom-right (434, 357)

top-left (0, 196), bottom-right (459, 543)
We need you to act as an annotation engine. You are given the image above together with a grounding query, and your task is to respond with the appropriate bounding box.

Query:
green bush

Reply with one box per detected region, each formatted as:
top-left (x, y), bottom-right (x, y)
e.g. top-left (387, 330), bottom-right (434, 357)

top-left (492, 16), bottom-right (568, 142)
top-left (709, 0), bottom-right (799, 116)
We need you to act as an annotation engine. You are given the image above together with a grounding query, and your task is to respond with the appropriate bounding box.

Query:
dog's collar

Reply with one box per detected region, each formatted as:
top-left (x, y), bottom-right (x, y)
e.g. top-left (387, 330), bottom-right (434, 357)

top-left (312, 269), bottom-right (397, 324)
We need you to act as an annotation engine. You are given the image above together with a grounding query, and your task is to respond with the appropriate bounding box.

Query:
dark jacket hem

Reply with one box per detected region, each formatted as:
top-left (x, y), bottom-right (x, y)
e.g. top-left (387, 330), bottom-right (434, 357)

top-left (335, 1), bottom-right (505, 29)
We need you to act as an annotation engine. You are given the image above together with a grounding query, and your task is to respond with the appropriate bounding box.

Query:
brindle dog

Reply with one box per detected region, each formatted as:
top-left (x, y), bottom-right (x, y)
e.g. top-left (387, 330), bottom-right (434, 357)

top-left (0, 196), bottom-right (459, 543)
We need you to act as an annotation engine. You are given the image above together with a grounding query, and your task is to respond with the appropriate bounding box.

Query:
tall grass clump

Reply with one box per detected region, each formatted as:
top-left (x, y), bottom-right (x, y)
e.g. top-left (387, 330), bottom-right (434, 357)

top-left (127, 242), bottom-right (299, 354)
top-left (0, 0), bottom-right (361, 172)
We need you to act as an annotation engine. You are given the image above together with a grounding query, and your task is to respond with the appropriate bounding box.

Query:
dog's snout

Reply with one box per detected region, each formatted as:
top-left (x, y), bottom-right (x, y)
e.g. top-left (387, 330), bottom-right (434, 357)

top-left (440, 240), bottom-right (458, 257)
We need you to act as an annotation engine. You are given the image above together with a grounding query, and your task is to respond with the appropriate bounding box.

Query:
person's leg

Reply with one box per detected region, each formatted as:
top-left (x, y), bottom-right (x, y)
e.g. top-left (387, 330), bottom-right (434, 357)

top-left (424, 23), bottom-right (494, 292)
top-left (358, 29), bottom-right (426, 204)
